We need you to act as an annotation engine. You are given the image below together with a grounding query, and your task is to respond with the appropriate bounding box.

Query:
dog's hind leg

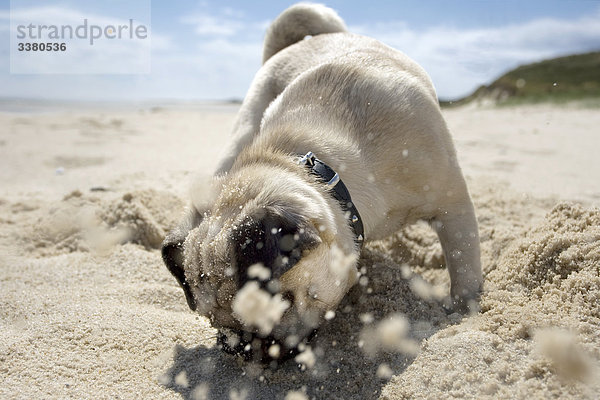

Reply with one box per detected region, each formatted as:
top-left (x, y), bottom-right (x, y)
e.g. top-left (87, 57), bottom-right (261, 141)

top-left (431, 200), bottom-right (483, 311)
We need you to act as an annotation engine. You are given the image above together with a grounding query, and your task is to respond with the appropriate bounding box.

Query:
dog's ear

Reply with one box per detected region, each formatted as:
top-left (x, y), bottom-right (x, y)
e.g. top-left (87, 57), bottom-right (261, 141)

top-left (162, 208), bottom-right (202, 311)
top-left (232, 207), bottom-right (321, 288)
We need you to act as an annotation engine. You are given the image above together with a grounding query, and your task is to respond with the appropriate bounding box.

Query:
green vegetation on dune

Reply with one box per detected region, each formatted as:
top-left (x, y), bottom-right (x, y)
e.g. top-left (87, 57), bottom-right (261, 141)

top-left (441, 52), bottom-right (600, 107)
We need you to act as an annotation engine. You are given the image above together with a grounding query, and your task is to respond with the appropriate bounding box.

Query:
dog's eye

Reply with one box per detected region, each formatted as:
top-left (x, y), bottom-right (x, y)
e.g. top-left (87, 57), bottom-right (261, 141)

top-left (279, 234), bottom-right (296, 252)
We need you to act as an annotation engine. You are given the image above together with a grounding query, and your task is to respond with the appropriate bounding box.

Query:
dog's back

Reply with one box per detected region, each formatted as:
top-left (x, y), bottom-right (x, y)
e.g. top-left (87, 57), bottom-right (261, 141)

top-left (215, 4), bottom-right (435, 175)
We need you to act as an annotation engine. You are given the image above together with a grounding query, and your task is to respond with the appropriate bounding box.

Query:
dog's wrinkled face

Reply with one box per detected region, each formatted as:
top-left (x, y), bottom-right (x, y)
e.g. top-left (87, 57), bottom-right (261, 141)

top-left (162, 174), bottom-right (359, 361)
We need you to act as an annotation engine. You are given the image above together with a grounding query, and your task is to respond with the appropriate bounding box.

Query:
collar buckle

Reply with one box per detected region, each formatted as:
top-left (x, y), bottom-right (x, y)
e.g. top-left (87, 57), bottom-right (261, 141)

top-left (298, 151), bottom-right (315, 167)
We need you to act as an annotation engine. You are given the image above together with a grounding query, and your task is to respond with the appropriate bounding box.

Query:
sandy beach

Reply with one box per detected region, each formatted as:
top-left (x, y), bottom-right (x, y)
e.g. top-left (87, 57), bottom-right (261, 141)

top-left (1, 102), bottom-right (599, 399)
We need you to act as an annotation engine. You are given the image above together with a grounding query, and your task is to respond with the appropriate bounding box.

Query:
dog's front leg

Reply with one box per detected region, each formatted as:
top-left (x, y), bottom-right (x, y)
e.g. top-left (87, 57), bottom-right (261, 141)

top-left (214, 74), bottom-right (278, 175)
top-left (432, 201), bottom-right (483, 311)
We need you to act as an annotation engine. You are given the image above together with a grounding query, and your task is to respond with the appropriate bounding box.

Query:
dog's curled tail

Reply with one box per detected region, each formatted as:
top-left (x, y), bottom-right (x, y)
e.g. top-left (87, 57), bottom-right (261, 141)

top-left (262, 3), bottom-right (347, 64)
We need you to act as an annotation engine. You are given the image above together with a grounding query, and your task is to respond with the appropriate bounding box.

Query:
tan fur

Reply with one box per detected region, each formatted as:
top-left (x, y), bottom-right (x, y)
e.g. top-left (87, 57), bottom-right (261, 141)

top-left (164, 3), bottom-right (483, 341)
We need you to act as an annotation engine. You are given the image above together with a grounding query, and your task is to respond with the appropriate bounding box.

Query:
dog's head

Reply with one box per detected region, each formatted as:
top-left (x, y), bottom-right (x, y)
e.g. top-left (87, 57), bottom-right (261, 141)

top-left (162, 167), bottom-right (358, 361)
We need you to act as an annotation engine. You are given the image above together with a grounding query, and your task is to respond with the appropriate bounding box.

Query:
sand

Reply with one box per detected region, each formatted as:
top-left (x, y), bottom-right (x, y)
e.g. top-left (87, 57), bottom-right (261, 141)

top-left (1, 102), bottom-right (599, 399)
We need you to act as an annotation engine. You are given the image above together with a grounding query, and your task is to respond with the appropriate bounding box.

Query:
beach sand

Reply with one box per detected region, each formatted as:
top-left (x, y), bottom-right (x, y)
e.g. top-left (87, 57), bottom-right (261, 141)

top-left (1, 103), bottom-right (599, 399)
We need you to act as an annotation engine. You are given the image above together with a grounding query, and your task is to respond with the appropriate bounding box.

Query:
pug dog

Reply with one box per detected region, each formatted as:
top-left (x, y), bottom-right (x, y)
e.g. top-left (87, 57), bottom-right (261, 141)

top-left (162, 3), bottom-right (483, 362)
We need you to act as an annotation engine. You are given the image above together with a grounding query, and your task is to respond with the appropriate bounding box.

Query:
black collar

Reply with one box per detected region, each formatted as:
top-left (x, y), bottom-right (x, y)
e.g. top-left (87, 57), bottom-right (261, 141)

top-left (297, 152), bottom-right (365, 248)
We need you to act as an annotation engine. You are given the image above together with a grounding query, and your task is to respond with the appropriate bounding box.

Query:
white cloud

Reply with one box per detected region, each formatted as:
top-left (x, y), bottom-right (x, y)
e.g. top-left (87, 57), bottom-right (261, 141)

top-left (146, 38), bottom-right (262, 100)
top-left (181, 14), bottom-right (244, 36)
top-left (180, 9), bottom-right (266, 40)
top-left (6, 5), bottom-right (157, 74)
top-left (351, 10), bottom-right (600, 98)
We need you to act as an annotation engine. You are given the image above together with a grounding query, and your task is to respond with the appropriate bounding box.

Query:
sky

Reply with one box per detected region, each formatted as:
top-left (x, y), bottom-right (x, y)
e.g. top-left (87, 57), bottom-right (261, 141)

top-left (1, 0), bottom-right (599, 101)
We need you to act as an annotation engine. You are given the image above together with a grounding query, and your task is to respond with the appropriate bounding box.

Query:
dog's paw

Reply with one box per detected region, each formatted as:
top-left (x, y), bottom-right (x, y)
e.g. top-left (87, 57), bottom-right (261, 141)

top-left (442, 292), bottom-right (482, 315)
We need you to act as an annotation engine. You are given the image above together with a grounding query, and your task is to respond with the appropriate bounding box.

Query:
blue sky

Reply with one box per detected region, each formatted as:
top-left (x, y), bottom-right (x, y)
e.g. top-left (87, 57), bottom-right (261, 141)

top-left (1, 0), bottom-right (600, 101)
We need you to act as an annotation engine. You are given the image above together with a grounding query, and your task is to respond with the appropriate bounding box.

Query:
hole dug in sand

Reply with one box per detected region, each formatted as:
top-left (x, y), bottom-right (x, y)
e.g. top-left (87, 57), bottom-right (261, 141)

top-left (159, 246), bottom-right (453, 399)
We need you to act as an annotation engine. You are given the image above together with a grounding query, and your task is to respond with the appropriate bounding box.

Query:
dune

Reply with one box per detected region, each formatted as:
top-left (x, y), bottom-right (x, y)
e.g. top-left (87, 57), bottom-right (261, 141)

top-left (0, 102), bottom-right (598, 399)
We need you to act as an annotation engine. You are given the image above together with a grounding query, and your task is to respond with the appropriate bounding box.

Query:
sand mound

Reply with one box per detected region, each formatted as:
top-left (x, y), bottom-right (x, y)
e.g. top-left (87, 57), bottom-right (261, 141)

top-left (21, 189), bottom-right (184, 256)
top-left (381, 201), bottom-right (600, 399)
top-left (493, 203), bottom-right (600, 293)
